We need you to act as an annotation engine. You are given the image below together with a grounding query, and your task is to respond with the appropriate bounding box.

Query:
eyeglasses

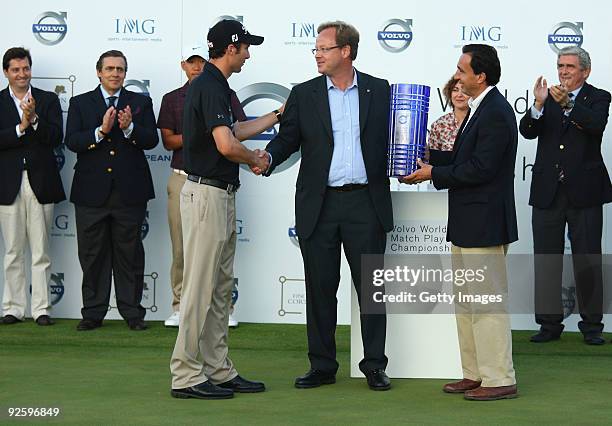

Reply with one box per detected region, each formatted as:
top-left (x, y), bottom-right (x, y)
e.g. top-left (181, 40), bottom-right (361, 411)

top-left (311, 45), bottom-right (343, 55)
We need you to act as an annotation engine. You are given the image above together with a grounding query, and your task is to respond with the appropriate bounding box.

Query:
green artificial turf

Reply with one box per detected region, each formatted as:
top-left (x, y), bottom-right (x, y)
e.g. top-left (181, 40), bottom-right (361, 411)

top-left (1, 321), bottom-right (612, 425)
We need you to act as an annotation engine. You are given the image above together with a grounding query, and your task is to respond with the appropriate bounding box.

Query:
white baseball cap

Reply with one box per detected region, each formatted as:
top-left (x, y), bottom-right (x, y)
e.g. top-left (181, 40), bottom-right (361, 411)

top-left (181, 44), bottom-right (206, 61)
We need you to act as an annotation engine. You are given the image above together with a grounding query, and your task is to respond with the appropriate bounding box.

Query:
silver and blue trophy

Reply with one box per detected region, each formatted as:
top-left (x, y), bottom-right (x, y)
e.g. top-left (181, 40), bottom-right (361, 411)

top-left (387, 83), bottom-right (431, 177)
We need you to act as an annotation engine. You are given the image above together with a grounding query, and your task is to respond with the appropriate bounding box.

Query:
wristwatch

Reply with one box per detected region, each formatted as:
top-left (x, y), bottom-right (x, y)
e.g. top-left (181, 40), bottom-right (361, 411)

top-left (273, 109), bottom-right (282, 122)
top-left (562, 98), bottom-right (575, 111)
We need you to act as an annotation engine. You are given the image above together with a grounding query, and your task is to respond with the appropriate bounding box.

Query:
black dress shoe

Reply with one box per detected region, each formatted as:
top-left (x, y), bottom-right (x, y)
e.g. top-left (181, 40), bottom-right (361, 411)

top-left (1, 314), bottom-right (23, 325)
top-left (76, 318), bottom-right (103, 331)
top-left (365, 369), bottom-right (391, 391)
top-left (35, 315), bottom-right (55, 326)
top-left (295, 369), bottom-right (336, 389)
top-left (584, 334), bottom-right (605, 345)
top-left (127, 318), bottom-right (148, 331)
top-left (530, 330), bottom-right (560, 343)
top-left (217, 375), bottom-right (265, 393)
top-left (171, 381), bottom-right (234, 399)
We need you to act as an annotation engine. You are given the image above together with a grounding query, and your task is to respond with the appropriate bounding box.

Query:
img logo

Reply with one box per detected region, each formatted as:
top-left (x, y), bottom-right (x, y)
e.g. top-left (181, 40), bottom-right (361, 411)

top-left (548, 22), bottom-right (583, 53)
top-left (236, 219), bottom-right (250, 243)
top-left (378, 19), bottom-right (413, 53)
top-left (49, 273), bottom-right (65, 306)
top-left (237, 83), bottom-right (298, 173)
top-left (125, 79), bottom-right (150, 97)
top-left (32, 11), bottom-right (68, 46)
top-left (285, 22), bottom-right (317, 47)
top-left (461, 25), bottom-right (501, 42)
top-left (115, 18), bottom-right (155, 35)
top-left (292, 22), bottom-right (316, 38)
top-left (141, 211), bottom-right (150, 240)
top-left (51, 211), bottom-right (75, 238)
top-left (288, 224), bottom-right (299, 248)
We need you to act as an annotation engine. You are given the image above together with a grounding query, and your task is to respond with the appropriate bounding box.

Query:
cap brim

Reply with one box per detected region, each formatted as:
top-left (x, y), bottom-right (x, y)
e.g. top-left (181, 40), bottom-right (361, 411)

top-left (242, 34), bottom-right (264, 46)
top-left (183, 54), bottom-right (205, 61)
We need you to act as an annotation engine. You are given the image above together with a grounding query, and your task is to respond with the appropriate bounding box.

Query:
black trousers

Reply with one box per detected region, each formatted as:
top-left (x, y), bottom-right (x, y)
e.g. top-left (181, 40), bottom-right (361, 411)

top-left (298, 187), bottom-right (387, 374)
top-left (532, 184), bottom-right (604, 336)
top-left (75, 187), bottom-right (147, 321)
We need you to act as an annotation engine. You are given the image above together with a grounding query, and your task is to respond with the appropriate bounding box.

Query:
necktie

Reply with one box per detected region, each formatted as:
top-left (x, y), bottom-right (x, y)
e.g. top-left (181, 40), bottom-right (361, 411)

top-left (108, 96), bottom-right (117, 108)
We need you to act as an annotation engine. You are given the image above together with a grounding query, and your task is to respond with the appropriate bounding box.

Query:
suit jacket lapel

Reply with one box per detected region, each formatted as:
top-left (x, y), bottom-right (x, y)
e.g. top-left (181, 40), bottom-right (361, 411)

top-left (451, 88), bottom-right (496, 160)
top-left (357, 71), bottom-right (371, 135)
top-left (562, 82), bottom-right (592, 133)
top-left (116, 88), bottom-right (130, 111)
top-left (91, 86), bottom-right (110, 122)
top-left (312, 76), bottom-right (333, 143)
top-left (1, 88), bottom-right (21, 124)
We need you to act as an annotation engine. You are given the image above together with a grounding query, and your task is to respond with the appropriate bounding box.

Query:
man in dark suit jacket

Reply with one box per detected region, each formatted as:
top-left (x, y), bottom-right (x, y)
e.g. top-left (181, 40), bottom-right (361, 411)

top-left (519, 46), bottom-right (611, 345)
top-left (0, 47), bottom-right (64, 326)
top-left (403, 44), bottom-right (518, 400)
top-left (262, 21), bottom-right (393, 391)
top-left (66, 50), bottom-right (158, 331)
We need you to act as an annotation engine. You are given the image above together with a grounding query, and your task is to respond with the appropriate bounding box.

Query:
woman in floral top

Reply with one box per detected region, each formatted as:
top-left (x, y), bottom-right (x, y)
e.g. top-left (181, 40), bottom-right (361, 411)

top-left (426, 77), bottom-right (469, 164)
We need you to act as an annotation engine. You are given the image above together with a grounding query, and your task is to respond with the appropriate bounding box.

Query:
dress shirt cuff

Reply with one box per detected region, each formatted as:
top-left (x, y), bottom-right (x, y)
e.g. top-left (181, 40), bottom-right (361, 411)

top-left (530, 105), bottom-right (544, 119)
top-left (123, 122), bottom-right (134, 138)
top-left (16, 124), bottom-right (25, 138)
top-left (95, 127), bottom-right (104, 143)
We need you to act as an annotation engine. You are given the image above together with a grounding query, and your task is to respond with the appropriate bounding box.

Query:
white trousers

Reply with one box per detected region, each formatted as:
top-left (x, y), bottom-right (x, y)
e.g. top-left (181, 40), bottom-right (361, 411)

top-left (0, 171), bottom-right (54, 320)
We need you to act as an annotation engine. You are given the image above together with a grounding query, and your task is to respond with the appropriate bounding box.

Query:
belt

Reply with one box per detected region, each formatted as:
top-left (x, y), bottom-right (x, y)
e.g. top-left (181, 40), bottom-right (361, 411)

top-left (327, 183), bottom-right (368, 192)
top-left (187, 175), bottom-right (240, 192)
top-left (173, 168), bottom-right (188, 176)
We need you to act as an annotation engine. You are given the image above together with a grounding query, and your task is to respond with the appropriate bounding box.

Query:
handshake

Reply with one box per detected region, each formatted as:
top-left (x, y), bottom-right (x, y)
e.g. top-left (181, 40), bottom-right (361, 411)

top-left (249, 149), bottom-right (270, 175)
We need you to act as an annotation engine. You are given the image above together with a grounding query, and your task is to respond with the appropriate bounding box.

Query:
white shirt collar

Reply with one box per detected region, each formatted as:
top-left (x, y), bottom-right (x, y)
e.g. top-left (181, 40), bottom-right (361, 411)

top-left (9, 85), bottom-right (31, 103)
top-left (326, 68), bottom-right (358, 91)
top-left (570, 85), bottom-right (582, 98)
top-left (99, 85), bottom-right (121, 100)
top-left (467, 85), bottom-right (495, 112)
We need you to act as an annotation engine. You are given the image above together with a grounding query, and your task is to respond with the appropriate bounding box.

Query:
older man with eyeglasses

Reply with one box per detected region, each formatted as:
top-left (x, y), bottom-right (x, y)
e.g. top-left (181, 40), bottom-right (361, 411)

top-left (260, 20), bottom-right (393, 391)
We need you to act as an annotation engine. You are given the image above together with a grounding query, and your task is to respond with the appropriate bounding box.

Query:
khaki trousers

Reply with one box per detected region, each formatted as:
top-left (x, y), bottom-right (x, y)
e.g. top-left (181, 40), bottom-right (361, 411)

top-left (167, 171), bottom-right (186, 312)
top-left (0, 171), bottom-right (54, 320)
top-left (451, 244), bottom-right (516, 387)
top-left (170, 180), bottom-right (238, 388)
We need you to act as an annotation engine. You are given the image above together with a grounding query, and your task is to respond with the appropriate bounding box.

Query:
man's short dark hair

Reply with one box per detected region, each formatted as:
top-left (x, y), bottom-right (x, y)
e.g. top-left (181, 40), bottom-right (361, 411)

top-left (317, 21), bottom-right (360, 60)
top-left (96, 50), bottom-right (128, 72)
top-left (462, 44), bottom-right (501, 86)
top-left (209, 43), bottom-right (241, 60)
top-left (3, 47), bottom-right (32, 70)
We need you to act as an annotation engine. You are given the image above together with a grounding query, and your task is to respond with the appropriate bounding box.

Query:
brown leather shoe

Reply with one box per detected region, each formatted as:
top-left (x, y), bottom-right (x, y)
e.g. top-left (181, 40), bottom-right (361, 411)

top-left (443, 379), bottom-right (482, 393)
top-left (464, 385), bottom-right (518, 401)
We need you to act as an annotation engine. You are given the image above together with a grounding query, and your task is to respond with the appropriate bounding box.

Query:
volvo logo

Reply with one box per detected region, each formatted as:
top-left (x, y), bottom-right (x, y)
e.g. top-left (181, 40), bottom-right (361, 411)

top-left (32, 11), bottom-right (68, 46)
top-left (49, 273), bottom-right (65, 305)
top-left (125, 79), bottom-right (150, 97)
top-left (213, 15), bottom-right (243, 25)
top-left (288, 224), bottom-right (299, 247)
top-left (548, 22), bottom-right (583, 53)
top-left (378, 19), bottom-right (413, 53)
top-left (236, 82), bottom-right (298, 173)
